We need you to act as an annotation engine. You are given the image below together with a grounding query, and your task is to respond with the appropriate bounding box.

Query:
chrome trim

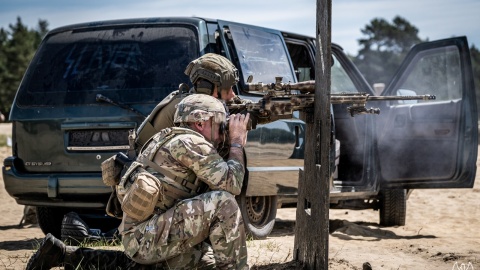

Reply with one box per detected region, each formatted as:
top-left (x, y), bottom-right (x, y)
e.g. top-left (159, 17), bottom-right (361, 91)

top-left (247, 166), bottom-right (303, 172)
top-left (67, 145), bottom-right (130, 151)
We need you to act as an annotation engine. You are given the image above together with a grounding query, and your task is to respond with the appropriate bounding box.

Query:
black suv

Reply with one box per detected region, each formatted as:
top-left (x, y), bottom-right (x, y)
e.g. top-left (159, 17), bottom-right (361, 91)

top-left (3, 17), bottom-right (477, 239)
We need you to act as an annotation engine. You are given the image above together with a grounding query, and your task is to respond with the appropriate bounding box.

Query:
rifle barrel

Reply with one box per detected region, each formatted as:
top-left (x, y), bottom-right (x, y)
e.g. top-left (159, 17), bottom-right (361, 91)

top-left (245, 81), bottom-right (436, 102)
top-left (366, 95), bottom-right (436, 101)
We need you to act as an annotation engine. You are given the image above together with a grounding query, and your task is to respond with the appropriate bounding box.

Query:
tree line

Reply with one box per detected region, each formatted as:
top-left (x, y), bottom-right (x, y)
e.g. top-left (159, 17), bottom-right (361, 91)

top-left (0, 17), bottom-right (48, 118)
top-left (0, 16), bottom-right (479, 118)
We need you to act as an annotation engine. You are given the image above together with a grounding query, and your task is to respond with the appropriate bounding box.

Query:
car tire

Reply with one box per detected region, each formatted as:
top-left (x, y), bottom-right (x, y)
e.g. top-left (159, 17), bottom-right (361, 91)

top-left (36, 207), bottom-right (69, 238)
top-left (238, 194), bottom-right (277, 239)
top-left (379, 189), bottom-right (406, 226)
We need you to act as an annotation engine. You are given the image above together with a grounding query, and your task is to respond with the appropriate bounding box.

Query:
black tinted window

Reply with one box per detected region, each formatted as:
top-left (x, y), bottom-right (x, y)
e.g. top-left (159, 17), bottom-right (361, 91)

top-left (18, 25), bottom-right (199, 106)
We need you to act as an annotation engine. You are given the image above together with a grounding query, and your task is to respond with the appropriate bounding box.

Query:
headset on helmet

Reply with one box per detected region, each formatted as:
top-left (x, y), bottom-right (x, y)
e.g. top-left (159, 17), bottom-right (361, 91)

top-left (184, 53), bottom-right (239, 95)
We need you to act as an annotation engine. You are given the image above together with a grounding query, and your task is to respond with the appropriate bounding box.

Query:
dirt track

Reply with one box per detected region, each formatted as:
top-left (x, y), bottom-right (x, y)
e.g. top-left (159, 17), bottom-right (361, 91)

top-left (0, 123), bottom-right (478, 269)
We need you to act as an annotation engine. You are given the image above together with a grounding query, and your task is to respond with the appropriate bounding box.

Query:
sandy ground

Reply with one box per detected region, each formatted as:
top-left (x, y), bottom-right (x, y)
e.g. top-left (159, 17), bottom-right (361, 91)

top-left (0, 122), bottom-right (478, 270)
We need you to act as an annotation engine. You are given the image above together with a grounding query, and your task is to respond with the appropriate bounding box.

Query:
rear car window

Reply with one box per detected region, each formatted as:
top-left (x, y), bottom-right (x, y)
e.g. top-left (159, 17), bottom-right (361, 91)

top-left (17, 25), bottom-right (199, 107)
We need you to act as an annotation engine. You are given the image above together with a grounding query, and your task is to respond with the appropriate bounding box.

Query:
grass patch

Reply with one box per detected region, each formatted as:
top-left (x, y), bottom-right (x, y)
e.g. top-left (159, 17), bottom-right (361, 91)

top-left (24, 236), bottom-right (123, 269)
top-left (65, 237), bottom-right (122, 249)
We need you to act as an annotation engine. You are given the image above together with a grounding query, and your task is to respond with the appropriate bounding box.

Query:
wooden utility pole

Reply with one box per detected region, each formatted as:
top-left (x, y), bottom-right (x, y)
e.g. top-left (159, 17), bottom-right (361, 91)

top-left (293, 0), bottom-right (332, 269)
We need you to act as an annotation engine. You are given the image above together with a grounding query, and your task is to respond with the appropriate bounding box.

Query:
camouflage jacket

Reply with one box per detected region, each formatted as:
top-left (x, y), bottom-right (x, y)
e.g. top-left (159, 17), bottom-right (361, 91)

top-left (119, 127), bottom-right (245, 232)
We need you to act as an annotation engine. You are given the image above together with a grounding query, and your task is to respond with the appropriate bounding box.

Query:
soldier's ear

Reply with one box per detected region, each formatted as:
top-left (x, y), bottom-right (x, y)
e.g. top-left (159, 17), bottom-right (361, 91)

top-left (212, 86), bottom-right (219, 98)
top-left (193, 121), bottom-right (205, 131)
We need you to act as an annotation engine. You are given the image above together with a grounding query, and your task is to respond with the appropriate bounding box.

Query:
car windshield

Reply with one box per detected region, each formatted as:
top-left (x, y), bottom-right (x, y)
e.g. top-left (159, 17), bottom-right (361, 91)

top-left (17, 25), bottom-right (199, 106)
top-left (228, 24), bottom-right (294, 87)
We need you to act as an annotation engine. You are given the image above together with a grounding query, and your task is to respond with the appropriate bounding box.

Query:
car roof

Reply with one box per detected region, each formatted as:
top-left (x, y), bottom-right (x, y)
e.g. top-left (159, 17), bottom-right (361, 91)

top-left (47, 16), bottom-right (344, 51)
top-left (48, 17), bottom-right (212, 34)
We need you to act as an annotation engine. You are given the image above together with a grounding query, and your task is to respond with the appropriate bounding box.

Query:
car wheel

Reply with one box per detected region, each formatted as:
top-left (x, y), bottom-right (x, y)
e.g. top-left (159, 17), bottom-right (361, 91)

top-left (379, 189), bottom-right (406, 226)
top-left (238, 193), bottom-right (277, 239)
top-left (36, 207), bottom-right (69, 238)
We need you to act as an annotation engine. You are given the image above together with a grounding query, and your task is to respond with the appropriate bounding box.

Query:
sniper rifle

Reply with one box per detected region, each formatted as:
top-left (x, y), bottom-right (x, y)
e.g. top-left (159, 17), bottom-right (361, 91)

top-left (228, 77), bottom-right (436, 128)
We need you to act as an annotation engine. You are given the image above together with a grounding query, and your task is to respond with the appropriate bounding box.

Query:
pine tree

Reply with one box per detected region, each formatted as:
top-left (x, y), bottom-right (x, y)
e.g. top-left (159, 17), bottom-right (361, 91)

top-left (353, 16), bottom-right (424, 87)
top-left (0, 17), bottom-right (48, 119)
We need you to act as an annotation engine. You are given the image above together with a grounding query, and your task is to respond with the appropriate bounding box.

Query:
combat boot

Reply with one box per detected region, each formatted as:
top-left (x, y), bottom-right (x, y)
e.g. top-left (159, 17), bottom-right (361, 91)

top-left (61, 212), bottom-right (101, 245)
top-left (26, 233), bottom-right (66, 270)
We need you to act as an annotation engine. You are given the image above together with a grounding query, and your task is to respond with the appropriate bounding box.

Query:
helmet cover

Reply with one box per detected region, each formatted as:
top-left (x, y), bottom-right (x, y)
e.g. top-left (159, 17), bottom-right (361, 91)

top-left (174, 94), bottom-right (227, 124)
top-left (184, 53), bottom-right (239, 94)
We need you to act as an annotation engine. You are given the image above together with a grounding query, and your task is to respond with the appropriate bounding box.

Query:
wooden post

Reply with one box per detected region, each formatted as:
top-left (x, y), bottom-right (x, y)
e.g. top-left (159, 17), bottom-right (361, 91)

top-left (293, 0), bottom-right (332, 269)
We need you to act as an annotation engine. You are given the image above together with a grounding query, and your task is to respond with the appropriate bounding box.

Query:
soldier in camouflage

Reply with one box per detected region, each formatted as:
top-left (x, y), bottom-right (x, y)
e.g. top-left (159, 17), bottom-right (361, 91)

top-left (136, 53), bottom-right (251, 149)
top-left (26, 94), bottom-right (250, 270)
top-left (120, 94), bottom-right (250, 269)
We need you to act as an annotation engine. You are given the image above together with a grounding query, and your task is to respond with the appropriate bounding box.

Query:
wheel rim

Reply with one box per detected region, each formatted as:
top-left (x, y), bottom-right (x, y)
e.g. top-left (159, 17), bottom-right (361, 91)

top-left (245, 196), bottom-right (271, 227)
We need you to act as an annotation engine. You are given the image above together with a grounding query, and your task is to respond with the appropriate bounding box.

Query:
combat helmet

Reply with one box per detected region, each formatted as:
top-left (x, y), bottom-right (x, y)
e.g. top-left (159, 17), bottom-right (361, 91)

top-left (184, 53), bottom-right (239, 95)
top-left (174, 94), bottom-right (227, 125)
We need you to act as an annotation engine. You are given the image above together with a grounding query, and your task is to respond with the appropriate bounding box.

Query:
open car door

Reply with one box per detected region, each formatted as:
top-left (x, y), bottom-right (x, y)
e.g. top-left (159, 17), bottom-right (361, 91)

top-left (378, 36), bottom-right (477, 189)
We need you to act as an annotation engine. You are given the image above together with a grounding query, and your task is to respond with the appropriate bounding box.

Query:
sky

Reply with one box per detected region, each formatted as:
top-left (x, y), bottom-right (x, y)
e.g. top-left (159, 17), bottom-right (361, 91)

top-left (1, 0), bottom-right (479, 56)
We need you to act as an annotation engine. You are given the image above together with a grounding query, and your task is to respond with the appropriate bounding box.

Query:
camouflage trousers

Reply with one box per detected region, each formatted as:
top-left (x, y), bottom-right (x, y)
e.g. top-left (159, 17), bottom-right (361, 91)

top-left (122, 190), bottom-right (249, 270)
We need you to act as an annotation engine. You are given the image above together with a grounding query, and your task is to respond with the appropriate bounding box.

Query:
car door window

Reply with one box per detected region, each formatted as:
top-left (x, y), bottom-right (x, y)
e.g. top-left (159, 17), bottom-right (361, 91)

top-left (285, 41), bottom-right (315, 82)
top-left (391, 46), bottom-right (462, 101)
top-left (331, 54), bottom-right (359, 94)
top-left (284, 43), bottom-right (359, 94)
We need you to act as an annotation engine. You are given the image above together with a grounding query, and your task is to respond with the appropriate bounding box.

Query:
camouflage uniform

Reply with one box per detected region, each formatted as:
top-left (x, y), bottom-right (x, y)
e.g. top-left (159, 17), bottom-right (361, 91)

top-left (119, 127), bottom-right (248, 269)
top-left (114, 95), bottom-right (248, 269)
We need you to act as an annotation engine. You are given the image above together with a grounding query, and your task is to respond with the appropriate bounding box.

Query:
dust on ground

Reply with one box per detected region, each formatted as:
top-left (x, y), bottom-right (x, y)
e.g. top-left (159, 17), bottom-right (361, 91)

top-left (0, 123), bottom-right (478, 269)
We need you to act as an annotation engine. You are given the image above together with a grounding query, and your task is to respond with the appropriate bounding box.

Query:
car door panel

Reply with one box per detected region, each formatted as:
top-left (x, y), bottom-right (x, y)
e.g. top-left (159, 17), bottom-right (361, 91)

top-left (378, 37), bottom-right (477, 189)
top-left (378, 100), bottom-right (461, 181)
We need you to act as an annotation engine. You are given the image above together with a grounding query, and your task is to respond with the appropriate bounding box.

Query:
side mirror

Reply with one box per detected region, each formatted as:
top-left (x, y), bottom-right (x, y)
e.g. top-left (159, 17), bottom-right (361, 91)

top-left (373, 83), bottom-right (385, 95)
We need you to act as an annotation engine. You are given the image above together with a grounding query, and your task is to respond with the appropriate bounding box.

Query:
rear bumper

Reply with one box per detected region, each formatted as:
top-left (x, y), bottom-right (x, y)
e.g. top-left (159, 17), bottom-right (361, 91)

top-left (3, 156), bottom-right (110, 208)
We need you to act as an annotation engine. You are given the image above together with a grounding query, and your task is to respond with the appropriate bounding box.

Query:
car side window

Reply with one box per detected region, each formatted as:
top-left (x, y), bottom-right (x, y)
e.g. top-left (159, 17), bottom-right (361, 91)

top-left (392, 45), bottom-right (462, 101)
top-left (285, 41), bottom-right (360, 95)
top-left (285, 41), bottom-right (315, 82)
top-left (331, 54), bottom-right (358, 94)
